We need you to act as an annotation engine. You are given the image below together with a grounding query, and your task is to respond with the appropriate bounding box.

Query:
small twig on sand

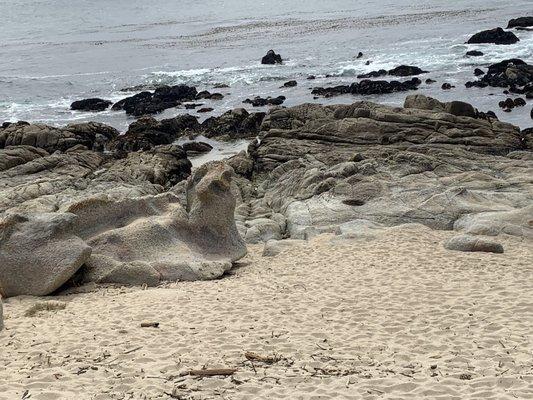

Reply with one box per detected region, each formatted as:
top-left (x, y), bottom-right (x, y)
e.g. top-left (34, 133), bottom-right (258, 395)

top-left (244, 351), bottom-right (281, 364)
top-left (140, 322), bottom-right (159, 328)
top-left (123, 346), bottom-right (143, 355)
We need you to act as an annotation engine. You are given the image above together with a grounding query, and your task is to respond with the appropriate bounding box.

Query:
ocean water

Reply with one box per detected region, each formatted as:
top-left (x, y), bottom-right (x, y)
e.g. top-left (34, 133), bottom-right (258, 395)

top-left (0, 0), bottom-right (532, 131)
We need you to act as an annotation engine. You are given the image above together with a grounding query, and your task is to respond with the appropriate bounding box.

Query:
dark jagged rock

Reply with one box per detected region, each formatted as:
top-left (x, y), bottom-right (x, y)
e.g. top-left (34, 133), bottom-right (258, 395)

top-left (109, 115), bottom-right (200, 152)
top-left (425, 78), bottom-right (437, 84)
top-left (306, 75), bottom-right (316, 80)
top-left (442, 83), bottom-right (454, 90)
top-left (507, 17), bottom-right (533, 29)
top-left (499, 98), bottom-right (516, 110)
top-left (388, 65), bottom-right (427, 77)
top-left (514, 97), bottom-right (526, 107)
top-left (71, 98), bottom-right (112, 112)
top-left (312, 78), bottom-right (421, 98)
top-left (197, 107), bottom-right (214, 113)
top-left (357, 66), bottom-right (426, 79)
top-left (474, 68), bottom-right (485, 76)
top-left (356, 52), bottom-right (363, 59)
top-left (201, 108), bottom-right (265, 140)
top-left (282, 80), bottom-right (297, 87)
top-left (182, 141), bottom-right (213, 155)
top-left (357, 70), bottom-right (387, 79)
top-left (0, 121), bottom-right (119, 152)
top-left (112, 85), bottom-right (198, 116)
top-left (467, 27), bottom-right (519, 45)
top-left (196, 91), bottom-right (224, 100)
top-left (243, 96), bottom-right (286, 107)
top-left (355, 78), bottom-right (421, 95)
top-left (466, 59), bottom-right (533, 91)
top-left (466, 50), bottom-right (484, 57)
top-left (184, 103), bottom-right (204, 109)
top-left (261, 50), bottom-right (283, 65)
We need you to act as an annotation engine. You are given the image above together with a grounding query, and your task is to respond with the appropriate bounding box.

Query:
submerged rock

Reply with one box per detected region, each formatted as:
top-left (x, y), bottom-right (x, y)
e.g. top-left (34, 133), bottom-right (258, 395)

top-left (282, 80), bottom-right (297, 87)
top-left (71, 98), bottom-right (112, 112)
top-left (466, 50), bottom-right (484, 57)
top-left (467, 27), bottom-right (519, 45)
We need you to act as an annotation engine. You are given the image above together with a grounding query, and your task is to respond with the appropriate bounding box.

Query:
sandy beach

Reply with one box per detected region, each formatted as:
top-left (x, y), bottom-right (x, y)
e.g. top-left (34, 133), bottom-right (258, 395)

top-left (1, 224), bottom-right (531, 400)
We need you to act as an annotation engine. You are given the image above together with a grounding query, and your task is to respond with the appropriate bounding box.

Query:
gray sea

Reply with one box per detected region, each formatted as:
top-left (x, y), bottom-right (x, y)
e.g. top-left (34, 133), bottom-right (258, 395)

top-left (1, 0), bottom-right (532, 131)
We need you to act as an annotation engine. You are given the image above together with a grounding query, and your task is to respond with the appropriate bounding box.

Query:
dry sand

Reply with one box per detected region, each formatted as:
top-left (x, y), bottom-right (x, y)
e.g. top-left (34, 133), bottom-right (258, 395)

top-left (1, 224), bottom-right (532, 399)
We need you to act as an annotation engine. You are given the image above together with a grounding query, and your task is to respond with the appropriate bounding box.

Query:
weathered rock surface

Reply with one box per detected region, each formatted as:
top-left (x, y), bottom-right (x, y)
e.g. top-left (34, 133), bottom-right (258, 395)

top-left (0, 142), bottom-right (246, 294)
top-left (235, 97), bottom-right (531, 240)
top-left (444, 235), bottom-right (504, 253)
top-left (109, 115), bottom-right (200, 152)
top-left (0, 121), bottom-right (119, 152)
top-left (466, 27), bottom-right (519, 45)
top-left (201, 108), bottom-right (265, 140)
top-left (76, 163), bottom-right (246, 285)
top-left (0, 212), bottom-right (92, 297)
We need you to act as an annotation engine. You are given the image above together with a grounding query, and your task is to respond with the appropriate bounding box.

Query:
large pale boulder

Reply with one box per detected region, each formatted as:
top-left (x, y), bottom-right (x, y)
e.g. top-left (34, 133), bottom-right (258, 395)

top-left (70, 162), bottom-right (247, 285)
top-left (0, 213), bottom-right (92, 297)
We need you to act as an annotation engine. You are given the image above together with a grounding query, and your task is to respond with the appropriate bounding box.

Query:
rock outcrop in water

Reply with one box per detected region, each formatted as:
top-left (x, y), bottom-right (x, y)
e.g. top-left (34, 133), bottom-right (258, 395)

top-left (261, 50), bottom-right (283, 65)
top-left (388, 65), bottom-right (427, 77)
top-left (466, 27), bottom-right (519, 45)
top-left (71, 98), bottom-right (113, 112)
top-left (507, 17), bottom-right (533, 29)
top-left (112, 85), bottom-right (198, 116)
top-left (311, 78), bottom-right (421, 97)
top-left (466, 59), bottom-right (533, 95)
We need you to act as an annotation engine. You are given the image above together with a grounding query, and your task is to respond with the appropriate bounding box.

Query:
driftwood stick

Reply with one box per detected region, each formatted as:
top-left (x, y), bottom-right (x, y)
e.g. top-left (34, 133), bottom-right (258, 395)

top-left (187, 368), bottom-right (237, 377)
